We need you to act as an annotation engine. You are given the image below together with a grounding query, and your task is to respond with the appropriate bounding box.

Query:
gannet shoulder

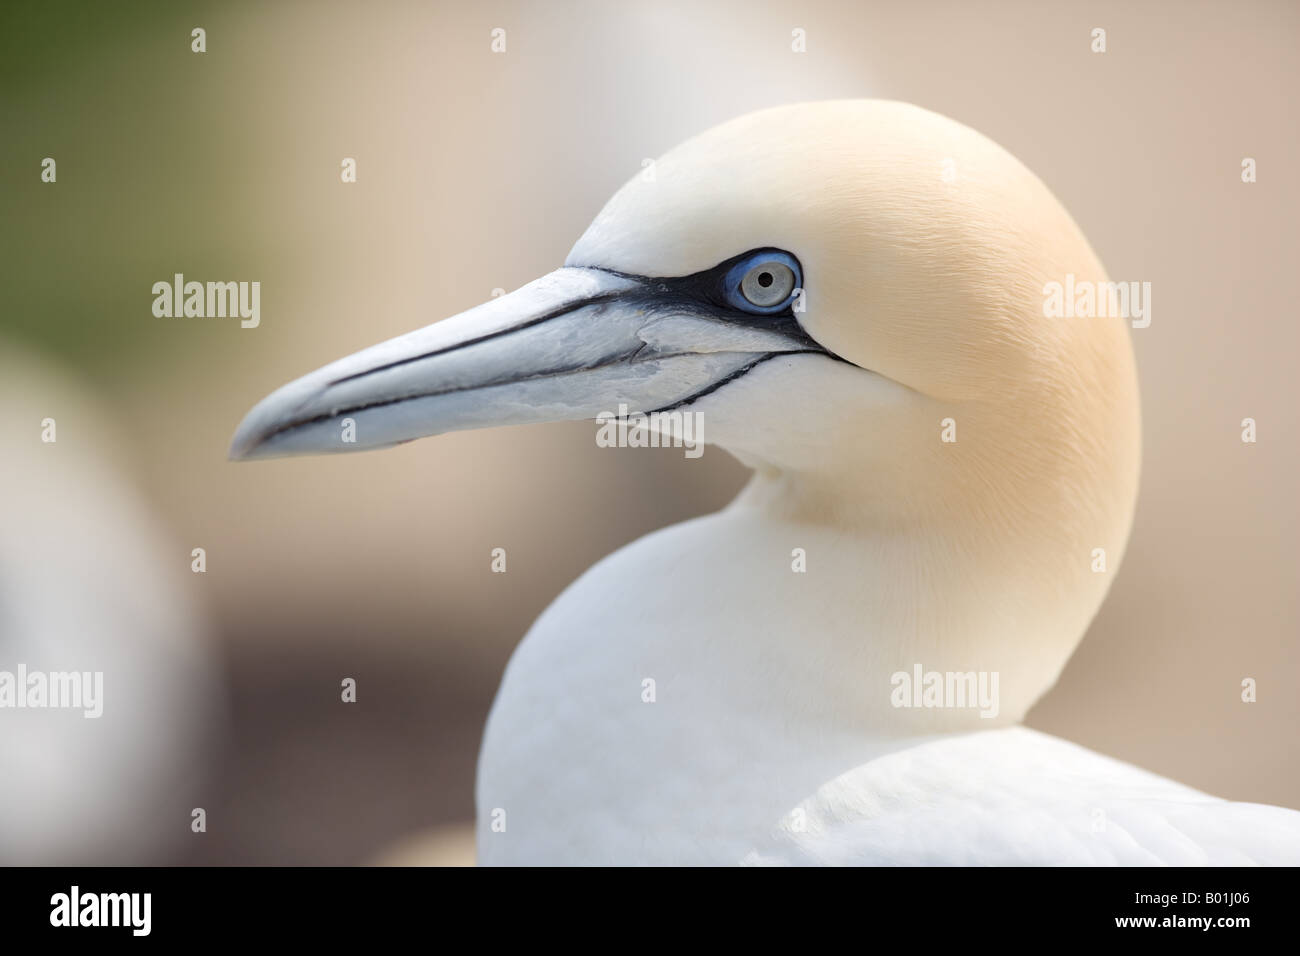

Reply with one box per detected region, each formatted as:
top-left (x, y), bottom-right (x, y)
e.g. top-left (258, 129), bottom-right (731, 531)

top-left (742, 727), bottom-right (1300, 866)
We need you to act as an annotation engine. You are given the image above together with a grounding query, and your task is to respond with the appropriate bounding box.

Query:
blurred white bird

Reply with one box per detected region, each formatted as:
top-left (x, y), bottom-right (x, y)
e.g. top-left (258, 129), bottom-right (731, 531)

top-left (0, 344), bottom-right (219, 865)
top-left (232, 101), bottom-right (1300, 865)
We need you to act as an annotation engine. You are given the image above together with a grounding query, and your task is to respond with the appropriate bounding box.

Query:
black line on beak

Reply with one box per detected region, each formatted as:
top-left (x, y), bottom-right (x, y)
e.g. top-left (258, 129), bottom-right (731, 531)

top-left (327, 288), bottom-right (636, 388)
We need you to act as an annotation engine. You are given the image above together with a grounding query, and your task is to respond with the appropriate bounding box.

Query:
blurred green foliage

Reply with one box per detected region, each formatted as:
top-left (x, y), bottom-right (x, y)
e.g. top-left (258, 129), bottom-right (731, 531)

top-left (1, 1), bottom-right (266, 377)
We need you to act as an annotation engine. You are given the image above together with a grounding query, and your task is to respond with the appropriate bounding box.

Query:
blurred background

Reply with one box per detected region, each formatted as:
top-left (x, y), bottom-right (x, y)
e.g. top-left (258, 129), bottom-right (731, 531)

top-left (1, 0), bottom-right (1296, 864)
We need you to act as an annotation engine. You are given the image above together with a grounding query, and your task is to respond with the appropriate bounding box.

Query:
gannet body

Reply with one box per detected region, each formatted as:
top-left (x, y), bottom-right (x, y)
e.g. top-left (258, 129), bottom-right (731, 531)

top-left (740, 727), bottom-right (1300, 866)
top-left (232, 101), bottom-right (1300, 865)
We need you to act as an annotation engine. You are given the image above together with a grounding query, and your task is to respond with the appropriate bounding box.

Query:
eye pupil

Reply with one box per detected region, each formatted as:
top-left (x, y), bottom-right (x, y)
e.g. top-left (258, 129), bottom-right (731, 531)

top-left (738, 260), bottom-right (796, 309)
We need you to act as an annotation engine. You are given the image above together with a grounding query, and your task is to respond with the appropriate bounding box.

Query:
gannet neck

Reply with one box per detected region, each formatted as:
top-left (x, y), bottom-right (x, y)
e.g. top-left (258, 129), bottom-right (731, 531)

top-left (474, 492), bottom-right (1084, 864)
top-left (476, 411), bottom-right (1139, 867)
top-left (700, 313), bottom-right (1140, 716)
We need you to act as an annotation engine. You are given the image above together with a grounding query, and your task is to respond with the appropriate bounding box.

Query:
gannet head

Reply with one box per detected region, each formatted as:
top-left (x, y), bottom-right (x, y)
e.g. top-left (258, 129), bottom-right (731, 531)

top-left (232, 101), bottom-right (1139, 707)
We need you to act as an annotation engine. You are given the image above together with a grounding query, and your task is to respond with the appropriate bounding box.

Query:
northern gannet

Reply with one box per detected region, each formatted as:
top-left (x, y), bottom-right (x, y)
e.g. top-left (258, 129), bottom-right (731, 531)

top-left (231, 100), bottom-right (1300, 865)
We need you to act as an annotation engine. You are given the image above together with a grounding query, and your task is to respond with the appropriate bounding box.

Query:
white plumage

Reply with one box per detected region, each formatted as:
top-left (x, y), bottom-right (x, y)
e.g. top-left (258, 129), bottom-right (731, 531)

top-left (743, 728), bottom-right (1300, 866)
top-left (233, 100), bottom-right (1300, 865)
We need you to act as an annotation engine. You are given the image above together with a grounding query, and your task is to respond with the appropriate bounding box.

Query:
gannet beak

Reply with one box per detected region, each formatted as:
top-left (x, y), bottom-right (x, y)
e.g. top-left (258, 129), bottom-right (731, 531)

top-left (229, 266), bottom-right (826, 460)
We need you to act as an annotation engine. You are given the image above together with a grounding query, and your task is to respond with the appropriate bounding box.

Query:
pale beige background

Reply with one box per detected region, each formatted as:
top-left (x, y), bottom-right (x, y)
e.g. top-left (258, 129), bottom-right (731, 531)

top-left (2, 0), bottom-right (1296, 863)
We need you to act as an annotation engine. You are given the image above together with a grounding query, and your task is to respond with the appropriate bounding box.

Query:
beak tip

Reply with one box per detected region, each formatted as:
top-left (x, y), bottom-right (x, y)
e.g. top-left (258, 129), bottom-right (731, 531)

top-left (229, 403), bottom-right (281, 461)
top-left (227, 425), bottom-right (261, 462)
top-left (228, 376), bottom-right (324, 461)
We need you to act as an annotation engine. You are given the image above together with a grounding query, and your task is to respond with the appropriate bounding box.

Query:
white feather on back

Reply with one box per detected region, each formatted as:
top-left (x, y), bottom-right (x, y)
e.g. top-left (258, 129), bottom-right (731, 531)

top-left (742, 727), bottom-right (1300, 865)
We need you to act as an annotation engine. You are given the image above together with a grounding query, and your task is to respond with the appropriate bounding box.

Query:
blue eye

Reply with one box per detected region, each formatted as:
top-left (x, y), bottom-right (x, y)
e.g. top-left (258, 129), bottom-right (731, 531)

top-left (722, 250), bottom-right (802, 314)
